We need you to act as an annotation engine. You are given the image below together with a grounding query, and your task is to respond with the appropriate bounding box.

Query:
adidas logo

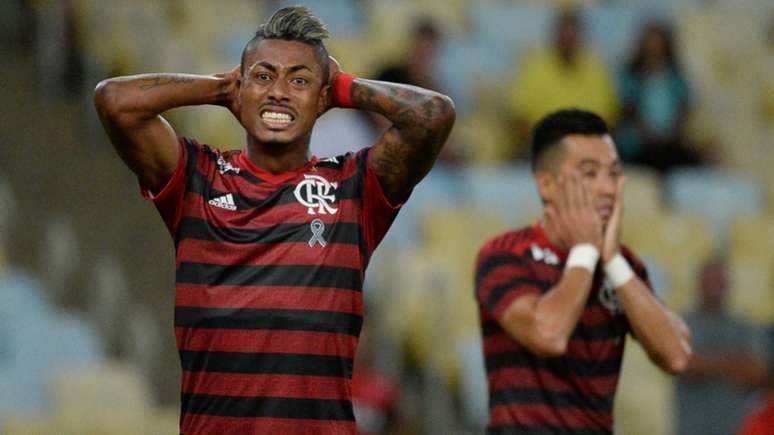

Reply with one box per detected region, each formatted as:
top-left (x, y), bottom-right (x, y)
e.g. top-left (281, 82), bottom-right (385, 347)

top-left (208, 193), bottom-right (237, 211)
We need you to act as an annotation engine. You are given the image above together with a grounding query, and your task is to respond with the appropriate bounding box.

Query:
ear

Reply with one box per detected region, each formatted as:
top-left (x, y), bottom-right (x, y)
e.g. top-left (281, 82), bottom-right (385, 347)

top-left (534, 171), bottom-right (556, 204)
top-left (233, 75), bottom-right (243, 115)
top-left (317, 83), bottom-right (331, 117)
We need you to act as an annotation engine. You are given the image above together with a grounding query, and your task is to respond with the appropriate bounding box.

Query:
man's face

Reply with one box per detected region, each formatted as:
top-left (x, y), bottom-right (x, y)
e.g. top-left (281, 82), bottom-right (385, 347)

top-left (239, 39), bottom-right (327, 147)
top-left (539, 134), bottom-right (622, 226)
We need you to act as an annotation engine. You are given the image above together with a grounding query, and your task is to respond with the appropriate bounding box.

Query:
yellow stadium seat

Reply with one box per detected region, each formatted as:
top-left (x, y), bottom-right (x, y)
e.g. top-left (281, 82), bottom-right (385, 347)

top-left (622, 213), bottom-right (715, 312)
top-left (622, 166), bottom-right (664, 217)
top-left (728, 215), bottom-right (774, 324)
top-left (614, 337), bottom-right (675, 435)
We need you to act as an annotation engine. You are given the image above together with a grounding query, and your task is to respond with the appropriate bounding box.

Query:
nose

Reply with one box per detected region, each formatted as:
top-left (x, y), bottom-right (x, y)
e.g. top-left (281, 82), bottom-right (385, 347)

top-left (599, 173), bottom-right (617, 198)
top-left (267, 78), bottom-right (290, 102)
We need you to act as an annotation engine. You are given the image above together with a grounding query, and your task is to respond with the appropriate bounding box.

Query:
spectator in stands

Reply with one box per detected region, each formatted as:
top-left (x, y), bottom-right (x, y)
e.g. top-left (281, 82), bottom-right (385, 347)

top-left (373, 17), bottom-right (441, 93)
top-left (371, 18), bottom-right (462, 164)
top-left (616, 21), bottom-right (702, 173)
top-left (505, 8), bottom-right (618, 157)
top-left (676, 257), bottom-right (769, 435)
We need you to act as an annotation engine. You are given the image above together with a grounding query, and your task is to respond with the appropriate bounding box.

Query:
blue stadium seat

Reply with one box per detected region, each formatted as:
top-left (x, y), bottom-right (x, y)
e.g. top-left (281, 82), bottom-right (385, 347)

top-left (666, 168), bottom-right (765, 238)
top-left (460, 164), bottom-right (541, 225)
top-left (468, 3), bottom-right (552, 51)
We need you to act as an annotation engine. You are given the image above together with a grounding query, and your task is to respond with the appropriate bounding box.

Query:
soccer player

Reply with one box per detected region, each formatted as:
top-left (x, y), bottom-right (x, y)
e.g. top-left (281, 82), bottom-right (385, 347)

top-left (93, 6), bottom-right (454, 435)
top-left (475, 109), bottom-right (691, 434)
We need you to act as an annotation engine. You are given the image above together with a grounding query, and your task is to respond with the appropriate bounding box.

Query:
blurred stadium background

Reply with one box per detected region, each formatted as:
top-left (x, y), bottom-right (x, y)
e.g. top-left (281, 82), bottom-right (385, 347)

top-left (0, 0), bottom-right (773, 434)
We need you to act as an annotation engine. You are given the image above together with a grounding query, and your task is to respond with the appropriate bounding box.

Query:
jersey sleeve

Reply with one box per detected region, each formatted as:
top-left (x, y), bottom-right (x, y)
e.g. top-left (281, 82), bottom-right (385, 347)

top-left (139, 137), bottom-right (196, 237)
top-left (356, 147), bottom-right (407, 254)
top-left (621, 246), bottom-right (653, 292)
top-left (475, 243), bottom-right (545, 321)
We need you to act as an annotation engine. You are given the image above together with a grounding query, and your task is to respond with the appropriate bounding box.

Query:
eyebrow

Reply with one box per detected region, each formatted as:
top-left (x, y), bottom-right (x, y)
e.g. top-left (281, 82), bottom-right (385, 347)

top-left (578, 158), bottom-right (620, 168)
top-left (289, 65), bottom-right (313, 74)
top-left (251, 62), bottom-right (312, 74)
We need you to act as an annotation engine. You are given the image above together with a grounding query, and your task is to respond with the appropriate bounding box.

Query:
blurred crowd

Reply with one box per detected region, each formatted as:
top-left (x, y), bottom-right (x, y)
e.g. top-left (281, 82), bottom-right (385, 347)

top-left (1, 0), bottom-right (773, 434)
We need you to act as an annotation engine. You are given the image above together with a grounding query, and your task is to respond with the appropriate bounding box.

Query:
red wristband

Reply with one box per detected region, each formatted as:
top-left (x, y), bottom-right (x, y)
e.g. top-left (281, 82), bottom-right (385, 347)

top-left (332, 73), bottom-right (356, 108)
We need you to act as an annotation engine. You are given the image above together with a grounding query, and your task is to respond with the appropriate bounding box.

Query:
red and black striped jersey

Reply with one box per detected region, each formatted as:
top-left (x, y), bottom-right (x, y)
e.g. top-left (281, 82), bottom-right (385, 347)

top-left (143, 138), bottom-right (402, 435)
top-left (475, 223), bottom-right (650, 435)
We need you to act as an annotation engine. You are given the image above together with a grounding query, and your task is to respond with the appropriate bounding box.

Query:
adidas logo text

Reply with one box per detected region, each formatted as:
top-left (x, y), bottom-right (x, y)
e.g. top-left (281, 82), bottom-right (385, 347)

top-left (208, 193), bottom-right (237, 211)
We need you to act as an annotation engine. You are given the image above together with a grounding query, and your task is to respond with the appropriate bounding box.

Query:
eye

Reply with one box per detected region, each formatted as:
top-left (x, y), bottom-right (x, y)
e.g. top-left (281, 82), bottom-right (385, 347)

top-left (582, 169), bottom-right (597, 178)
top-left (291, 76), bottom-right (308, 85)
top-left (256, 73), bottom-right (271, 81)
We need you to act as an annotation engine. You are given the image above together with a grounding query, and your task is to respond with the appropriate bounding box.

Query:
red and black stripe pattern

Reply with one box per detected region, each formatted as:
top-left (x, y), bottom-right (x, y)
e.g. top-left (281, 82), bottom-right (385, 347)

top-left (144, 138), bottom-right (401, 435)
top-left (475, 224), bottom-right (650, 434)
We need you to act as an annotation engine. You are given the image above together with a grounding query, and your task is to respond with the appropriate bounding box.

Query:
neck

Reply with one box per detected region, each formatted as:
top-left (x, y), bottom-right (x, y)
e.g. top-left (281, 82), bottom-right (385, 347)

top-left (246, 135), bottom-right (311, 174)
top-left (539, 214), bottom-right (570, 253)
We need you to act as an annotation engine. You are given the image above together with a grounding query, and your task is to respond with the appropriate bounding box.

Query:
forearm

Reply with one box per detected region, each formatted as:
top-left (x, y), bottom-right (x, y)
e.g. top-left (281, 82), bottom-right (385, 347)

top-left (94, 73), bottom-right (231, 123)
top-left (534, 269), bottom-right (595, 342)
top-left (349, 78), bottom-right (455, 196)
top-left (501, 268), bottom-right (595, 357)
top-left (616, 278), bottom-right (692, 374)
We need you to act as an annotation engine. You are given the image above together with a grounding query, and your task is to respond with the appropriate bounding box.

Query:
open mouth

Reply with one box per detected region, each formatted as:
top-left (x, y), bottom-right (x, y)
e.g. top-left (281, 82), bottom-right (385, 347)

top-left (260, 109), bottom-right (295, 129)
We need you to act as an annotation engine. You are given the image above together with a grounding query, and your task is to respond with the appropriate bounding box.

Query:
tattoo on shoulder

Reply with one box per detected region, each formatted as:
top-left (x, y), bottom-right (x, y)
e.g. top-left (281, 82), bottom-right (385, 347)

top-left (139, 75), bottom-right (195, 90)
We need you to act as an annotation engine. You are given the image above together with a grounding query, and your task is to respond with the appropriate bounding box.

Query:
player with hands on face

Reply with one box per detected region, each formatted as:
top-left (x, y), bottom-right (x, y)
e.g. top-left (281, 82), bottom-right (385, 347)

top-left (475, 109), bottom-right (691, 434)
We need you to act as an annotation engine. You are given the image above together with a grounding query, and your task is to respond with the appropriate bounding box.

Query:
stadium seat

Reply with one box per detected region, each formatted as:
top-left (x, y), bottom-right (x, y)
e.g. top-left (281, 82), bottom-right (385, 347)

top-left (622, 166), bottom-right (665, 217)
top-left (666, 168), bottom-right (764, 240)
top-left (380, 164), bottom-right (464, 249)
top-left (728, 215), bottom-right (774, 323)
top-left (460, 164), bottom-right (541, 225)
top-left (614, 337), bottom-right (675, 435)
top-left (622, 212), bottom-right (715, 312)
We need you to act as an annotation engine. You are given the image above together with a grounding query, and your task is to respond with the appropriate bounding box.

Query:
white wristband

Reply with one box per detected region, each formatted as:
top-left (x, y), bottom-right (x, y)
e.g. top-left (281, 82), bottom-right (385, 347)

top-left (565, 244), bottom-right (599, 272)
top-left (604, 254), bottom-right (635, 288)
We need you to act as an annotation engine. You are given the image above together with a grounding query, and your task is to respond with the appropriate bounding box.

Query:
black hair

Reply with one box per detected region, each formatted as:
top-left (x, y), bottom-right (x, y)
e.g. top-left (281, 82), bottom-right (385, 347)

top-left (531, 108), bottom-right (609, 172)
top-left (240, 6), bottom-right (330, 80)
top-left (627, 20), bottom-right (681, 76)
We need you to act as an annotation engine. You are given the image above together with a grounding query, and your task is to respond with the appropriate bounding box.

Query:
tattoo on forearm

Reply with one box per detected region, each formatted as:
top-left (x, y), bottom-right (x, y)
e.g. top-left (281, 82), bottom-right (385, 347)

top-left (352, 80), bottom-right (454, 199)
top-left (139, 75), bottom-right (195, 90)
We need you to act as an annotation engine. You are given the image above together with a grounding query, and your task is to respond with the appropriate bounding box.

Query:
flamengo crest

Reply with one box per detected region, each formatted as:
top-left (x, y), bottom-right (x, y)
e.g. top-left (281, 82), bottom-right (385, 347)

top-left (294, 174), bottom-right (339, 215)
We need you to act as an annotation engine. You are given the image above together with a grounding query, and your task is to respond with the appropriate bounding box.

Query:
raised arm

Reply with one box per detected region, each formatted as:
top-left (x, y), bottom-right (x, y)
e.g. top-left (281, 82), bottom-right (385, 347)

top-left (495, 174), bottom-right (604, 358)
top-left (93, 68), bottom-right (239, 193)
top-left (328, 61), bottom-right (454, 203)
top-left (602, 178), bottom-right (692, 374)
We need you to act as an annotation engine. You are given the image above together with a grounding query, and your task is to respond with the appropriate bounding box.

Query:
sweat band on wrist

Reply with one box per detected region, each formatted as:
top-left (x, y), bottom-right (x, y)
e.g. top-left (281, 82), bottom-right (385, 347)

top-left (565, 244), bottom-right (599, 273)
top-left (333, 73), bottom-right (356, 108)
top-left (604, 254), bottom-right (635, 288)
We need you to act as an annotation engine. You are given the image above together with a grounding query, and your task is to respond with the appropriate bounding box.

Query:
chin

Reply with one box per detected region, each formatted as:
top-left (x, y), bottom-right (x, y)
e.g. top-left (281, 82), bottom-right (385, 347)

top-left (253, 129), bottom-right (298, 146)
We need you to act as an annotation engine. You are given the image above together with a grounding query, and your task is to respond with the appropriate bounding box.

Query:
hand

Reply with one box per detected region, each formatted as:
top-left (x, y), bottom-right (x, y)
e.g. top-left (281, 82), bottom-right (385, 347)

top-left (546, 171), bottom-right (603, 251)
top-left (321, 56), bottom-right (343, 114)
top-left (214, 65), bottom-right (241, 117)
top-left (602, 176), bottom-right (626, 263)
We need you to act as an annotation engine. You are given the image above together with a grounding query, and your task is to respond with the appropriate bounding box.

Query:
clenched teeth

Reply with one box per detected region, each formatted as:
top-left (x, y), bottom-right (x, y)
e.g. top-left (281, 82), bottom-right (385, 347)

top-left (262, 111), bottom-right (293, 121)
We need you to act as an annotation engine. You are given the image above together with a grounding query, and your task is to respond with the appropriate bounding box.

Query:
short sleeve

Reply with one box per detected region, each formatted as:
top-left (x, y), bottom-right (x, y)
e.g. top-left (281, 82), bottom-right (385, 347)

top-left (358, 147), bottom-right (407, 254)
top-left (139, 137), bottom-right (189, 237)
top-left (474, 245), bottom-right (545, 321)
top-left (622, 246), bottom-right (653, 292)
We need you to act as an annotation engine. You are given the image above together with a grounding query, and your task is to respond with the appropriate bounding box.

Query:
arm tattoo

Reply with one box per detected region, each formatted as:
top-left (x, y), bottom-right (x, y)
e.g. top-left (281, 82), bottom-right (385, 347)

top-left (352, 80), bottom-right (455, 201)
top-left (139, 75), bottom-right (196, 91)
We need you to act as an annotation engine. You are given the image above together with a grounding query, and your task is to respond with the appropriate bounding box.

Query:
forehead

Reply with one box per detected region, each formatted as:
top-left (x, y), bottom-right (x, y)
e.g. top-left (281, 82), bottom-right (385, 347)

top-left (560, 134), bottom-right (618, 166)
top-left (244, 39), bottom-right (322, 74)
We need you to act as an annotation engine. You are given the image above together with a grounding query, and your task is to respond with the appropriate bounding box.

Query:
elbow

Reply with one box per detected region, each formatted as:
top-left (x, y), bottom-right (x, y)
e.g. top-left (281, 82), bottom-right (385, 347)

top-left (527, 329), bottom-right (568, 359)
top-left (94, 78), bottom-right (122, 118)
top-left (659, 348), bottom-right (692, 375)
top-left (430, 93), bottom-right (456, 129)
